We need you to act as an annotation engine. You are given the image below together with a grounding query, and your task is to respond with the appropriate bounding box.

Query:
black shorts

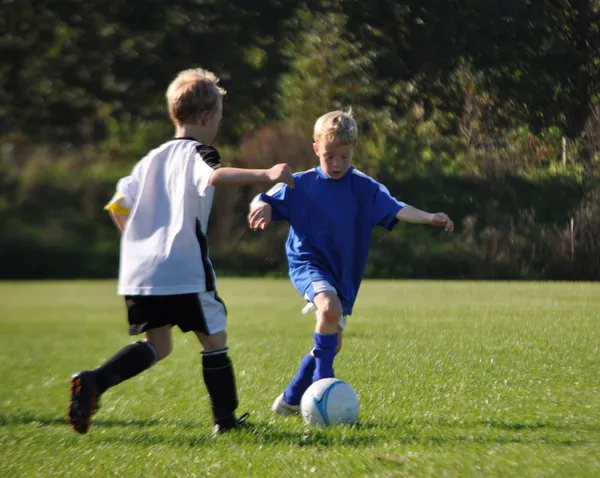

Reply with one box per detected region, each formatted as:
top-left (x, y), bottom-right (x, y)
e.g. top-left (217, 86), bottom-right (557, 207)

top-left (125, 292), bottom-right (227, 336)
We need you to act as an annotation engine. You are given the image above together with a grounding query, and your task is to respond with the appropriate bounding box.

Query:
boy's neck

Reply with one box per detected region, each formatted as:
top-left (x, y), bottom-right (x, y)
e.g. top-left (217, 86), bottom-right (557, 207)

top-left (175, 124), bottom-right (210, 144)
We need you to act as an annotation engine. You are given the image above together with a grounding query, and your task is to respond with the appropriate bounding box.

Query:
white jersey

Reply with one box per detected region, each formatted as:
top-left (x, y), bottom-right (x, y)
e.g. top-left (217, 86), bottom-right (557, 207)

top-left (106, 138), bottom-right (221, 296)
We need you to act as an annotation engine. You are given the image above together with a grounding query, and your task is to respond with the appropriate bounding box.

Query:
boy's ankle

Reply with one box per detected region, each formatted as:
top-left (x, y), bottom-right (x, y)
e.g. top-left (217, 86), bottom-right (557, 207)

top-left (214, 413), bottom-right (236, 427)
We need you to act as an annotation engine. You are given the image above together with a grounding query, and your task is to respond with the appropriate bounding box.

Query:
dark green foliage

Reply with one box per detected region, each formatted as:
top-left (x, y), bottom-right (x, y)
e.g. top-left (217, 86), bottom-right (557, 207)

top-left (0, 0), bottom-right (299, 143)
top-left (1, 1), bottom-right (600, 279)
top-left (1, 146), bottom-right (597, 279)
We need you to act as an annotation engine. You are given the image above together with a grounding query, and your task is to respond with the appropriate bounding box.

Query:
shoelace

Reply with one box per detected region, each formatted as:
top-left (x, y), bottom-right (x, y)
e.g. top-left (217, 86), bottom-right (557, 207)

top-left (236, 412), bottom-right (250, 425)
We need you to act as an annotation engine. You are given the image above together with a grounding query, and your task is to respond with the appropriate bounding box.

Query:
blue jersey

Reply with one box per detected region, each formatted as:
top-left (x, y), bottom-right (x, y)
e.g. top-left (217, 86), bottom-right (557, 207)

top-left (258, 166), bottom-right (405, 315)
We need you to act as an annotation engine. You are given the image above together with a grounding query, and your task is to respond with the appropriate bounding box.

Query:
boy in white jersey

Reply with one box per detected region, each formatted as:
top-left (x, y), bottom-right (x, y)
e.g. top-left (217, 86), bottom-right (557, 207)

top-left (248, 109), bottom-right (453, 415)
top-left (67, 68), bottom-right (293, 436)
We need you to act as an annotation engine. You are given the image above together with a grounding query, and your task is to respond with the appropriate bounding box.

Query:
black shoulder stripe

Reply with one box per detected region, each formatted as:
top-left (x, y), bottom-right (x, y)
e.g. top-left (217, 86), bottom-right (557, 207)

top-left (196, 145), bottom-right (223, 170)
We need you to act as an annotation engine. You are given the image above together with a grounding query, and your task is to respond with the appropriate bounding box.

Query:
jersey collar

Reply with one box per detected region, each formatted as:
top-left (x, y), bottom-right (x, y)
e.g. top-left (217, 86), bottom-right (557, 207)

top-left (315, 165), bottom-right (354, 180)
top-left (173, 136), bottom-right (201, 142)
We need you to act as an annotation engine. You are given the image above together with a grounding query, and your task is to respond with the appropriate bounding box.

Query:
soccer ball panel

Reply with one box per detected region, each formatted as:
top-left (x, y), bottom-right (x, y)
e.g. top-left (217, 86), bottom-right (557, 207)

top-left (301, 378), bottom-right (359, 426)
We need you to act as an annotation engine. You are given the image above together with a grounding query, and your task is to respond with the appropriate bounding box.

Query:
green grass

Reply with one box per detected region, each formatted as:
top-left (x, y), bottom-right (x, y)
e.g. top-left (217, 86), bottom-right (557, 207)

top-left (0, 279), bottom-right (599, 477)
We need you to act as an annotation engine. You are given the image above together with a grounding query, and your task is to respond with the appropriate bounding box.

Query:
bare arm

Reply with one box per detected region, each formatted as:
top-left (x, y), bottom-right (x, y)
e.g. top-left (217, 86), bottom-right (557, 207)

top-left (209, 164), bottom-right (294, 188)
top-left (105, 191), bottom-right (131, 234)
top-left (109, 211), bottom-right (128, 233)
top-left (396, 205), bottom-right (454, 232)
top-left (396, 205), bottom-right (434, 224)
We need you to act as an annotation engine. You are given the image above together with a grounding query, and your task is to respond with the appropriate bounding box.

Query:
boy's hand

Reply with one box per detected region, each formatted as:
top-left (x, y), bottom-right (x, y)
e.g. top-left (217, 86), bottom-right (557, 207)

top-left (430, 213), bottom-right (454, 232)
top-left (267, 163), bottom-right (294, 188)
top-left (248, 201), bottom-right (273, 231)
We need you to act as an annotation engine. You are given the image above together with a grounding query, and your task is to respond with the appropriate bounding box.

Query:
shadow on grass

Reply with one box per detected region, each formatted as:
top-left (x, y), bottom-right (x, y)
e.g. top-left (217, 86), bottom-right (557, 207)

top-left (2, 413), bottom-right (593, 448)
top-left (0, 413), bottom-right (161, 429)
top-left (477, 419), bottom-right (562, 431)
top-left (92, 421), bottom-right (383, 448)
top-left (402, 418), bottom-right (598, 433)
top-left (90, 421), bottom-right (589, 449)
top-left (240, 422), bottom-right (381, 447)
top-left (97, 419), bottom-right (593, 448)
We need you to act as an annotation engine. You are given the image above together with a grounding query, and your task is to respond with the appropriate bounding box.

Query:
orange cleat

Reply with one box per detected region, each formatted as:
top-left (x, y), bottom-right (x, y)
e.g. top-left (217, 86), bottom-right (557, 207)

top-left (67, 371), bottom-right (100, 434)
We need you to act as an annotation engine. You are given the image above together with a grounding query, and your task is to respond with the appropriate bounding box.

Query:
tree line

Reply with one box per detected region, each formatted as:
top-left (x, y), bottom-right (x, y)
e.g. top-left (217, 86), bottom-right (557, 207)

top-left (1, 0), bottom-right (599, 280)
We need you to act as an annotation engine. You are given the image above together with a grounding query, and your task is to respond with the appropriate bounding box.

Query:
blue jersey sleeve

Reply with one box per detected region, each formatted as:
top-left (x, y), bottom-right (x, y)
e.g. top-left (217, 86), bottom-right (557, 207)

top-left (258, 183), bottom-right (292, 222)
top-left (373, 183), bottom-right (406, 231)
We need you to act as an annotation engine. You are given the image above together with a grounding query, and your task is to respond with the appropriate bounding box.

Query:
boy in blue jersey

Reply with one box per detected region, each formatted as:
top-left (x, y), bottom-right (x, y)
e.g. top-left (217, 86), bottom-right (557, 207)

top-left (248, 109), bottom-right (454, 415)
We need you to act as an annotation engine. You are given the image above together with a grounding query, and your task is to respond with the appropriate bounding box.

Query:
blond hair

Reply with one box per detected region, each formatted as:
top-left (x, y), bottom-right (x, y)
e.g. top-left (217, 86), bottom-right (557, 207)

top-left (313, 109), bottom-right (358, 144)
top-left (166, 68), bottom-right (226, 126)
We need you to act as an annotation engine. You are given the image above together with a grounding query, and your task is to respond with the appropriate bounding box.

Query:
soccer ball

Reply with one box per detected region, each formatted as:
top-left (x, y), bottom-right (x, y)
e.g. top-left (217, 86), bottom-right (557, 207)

top-left (301, 378), bottom-right (359, 426)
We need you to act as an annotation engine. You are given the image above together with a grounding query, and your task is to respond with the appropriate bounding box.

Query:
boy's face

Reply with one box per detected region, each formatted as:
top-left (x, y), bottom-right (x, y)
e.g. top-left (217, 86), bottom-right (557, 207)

top-left (313, 139), bottom-right (356, 180)
top-left (202, 98), bottom-right (223, 144)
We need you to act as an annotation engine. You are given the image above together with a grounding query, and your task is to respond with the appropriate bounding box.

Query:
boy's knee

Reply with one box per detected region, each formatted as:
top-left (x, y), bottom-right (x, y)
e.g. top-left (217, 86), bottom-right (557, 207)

top-left (320, 298), bottom-right (343, 325)
top-left (195, 330), bottom-right (228, 352)
top-left (145, 326), bottom-right (173, 361)
top-left (148, 341), bottom-right (173, 362)
top-left (321, 308), bottom-right (342, 326)
top-left (147, 339), bottom-right (172, 361)
top-left (315, 293), bottom-right (343, 319)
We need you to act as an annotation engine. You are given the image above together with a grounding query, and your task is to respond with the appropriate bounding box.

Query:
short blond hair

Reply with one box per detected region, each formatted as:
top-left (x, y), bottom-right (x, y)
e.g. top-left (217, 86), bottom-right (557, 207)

top-left (313, 109), bottom-right (358, 144)
top-left (166, 68), bottom-right (226, 126)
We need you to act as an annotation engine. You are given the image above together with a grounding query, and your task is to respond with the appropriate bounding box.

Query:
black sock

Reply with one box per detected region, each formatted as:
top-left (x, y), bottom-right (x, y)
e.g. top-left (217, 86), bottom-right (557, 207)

top-left (94, 340), bottom-right (158, 394)
top-left (202, 348), bottom-right (238, 424)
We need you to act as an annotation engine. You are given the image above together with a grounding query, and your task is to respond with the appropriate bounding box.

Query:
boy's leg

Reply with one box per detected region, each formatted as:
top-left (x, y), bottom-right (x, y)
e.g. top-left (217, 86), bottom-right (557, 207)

top-left (336, 329), bottom-right (343, 353)
top-left (276, 325), bottom-right (343, 412)
top-left (68, 329), bottom-right (164, 434)
top-left (277, 289), bottom-right (345, 412)
top-left (195, 330), bottom-right (247, 434)
top-left (278, 351), bottom-right (316, 410)
top-left (189, 291), bottom-right (246, 435)
top-left (94, 327), bottom-right (166, 393)
top-left (68, 296), bottom-right (171, 434)
top-left (311, 290), bottom-right (343, 382)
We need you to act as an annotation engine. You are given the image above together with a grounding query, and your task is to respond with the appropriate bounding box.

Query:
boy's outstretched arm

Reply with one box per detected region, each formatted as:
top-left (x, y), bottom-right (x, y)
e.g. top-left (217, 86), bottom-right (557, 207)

top-left (248, 180), bottom-right (292, 231)
top-left (209, 163), bottom-right (294, 188)
top-left (396, 205), bottom-right (454, 232)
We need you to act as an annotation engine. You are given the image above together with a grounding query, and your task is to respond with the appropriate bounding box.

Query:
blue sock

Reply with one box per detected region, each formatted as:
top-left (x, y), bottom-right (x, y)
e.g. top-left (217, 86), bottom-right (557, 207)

top-left (283, 352), bottom-right (315, 406)
top-left (312, 332), bottom-right (338, 382)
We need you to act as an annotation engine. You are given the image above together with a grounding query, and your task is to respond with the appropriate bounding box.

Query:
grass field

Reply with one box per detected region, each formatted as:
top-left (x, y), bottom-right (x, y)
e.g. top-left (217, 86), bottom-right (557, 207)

top-left (0, 279), bottom-right (599, 477)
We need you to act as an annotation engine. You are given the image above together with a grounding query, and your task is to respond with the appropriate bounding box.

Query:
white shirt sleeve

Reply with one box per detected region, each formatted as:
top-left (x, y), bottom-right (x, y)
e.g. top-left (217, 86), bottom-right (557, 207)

top-left (105, 163), bottom-right (141, 214)
top-left (194, 144), bottom-right (223, 197)
top-left (193, 159), bottom-right (216, 197)
top-left (115, 175), bottom-right (138, 209)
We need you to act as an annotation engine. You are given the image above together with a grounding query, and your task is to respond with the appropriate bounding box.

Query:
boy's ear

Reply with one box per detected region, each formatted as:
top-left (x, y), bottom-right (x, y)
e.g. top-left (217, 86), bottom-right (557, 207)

top-left (353, 142), bottom-right (358, 153)
top-left (200, 111), bottom-right (212, 126)
top-left (312, 142), bottom-right (320, 156)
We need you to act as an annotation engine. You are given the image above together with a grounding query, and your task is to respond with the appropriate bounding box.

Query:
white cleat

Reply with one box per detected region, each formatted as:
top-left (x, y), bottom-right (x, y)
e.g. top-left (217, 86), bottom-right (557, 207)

top-left (272, 393), bottom-right (301, 416)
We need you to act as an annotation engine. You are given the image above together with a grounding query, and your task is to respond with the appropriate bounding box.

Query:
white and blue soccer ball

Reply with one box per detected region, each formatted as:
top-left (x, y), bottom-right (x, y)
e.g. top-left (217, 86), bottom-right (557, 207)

top-left (301, 378), bottom-right (359, 426)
